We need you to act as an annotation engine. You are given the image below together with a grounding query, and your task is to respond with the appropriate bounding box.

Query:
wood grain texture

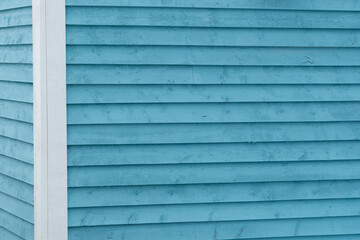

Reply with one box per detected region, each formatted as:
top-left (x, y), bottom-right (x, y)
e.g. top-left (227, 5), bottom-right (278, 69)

top-left (68, 180), bottom-right (360, 207)
top-left (0, 64), bottom-right (32, 83)
top-left (0, 136), bottom-right (33, 164)
top-left (65, 0), bottom-right (360, 11)
top-left (68, 216), bottom-right (360, 240)
top-left (67, 102), bottom-right (360, 124)
top-left (0, 7), bottom-right (32, 28)
top-left (0, 209), bottom-right (33, 240)
top-left (67, 140), bottom-right (360, 166)
top-left (67, 84), bottom-right (360, 104)
top-left (67, 65), bottom-right (360, 85)
top-left (0, 174), bottom-right (33, 204)
top-left (66, 7), bottom-right (360, 29)
top-left (67, 46), bottom-right (360, 66)
top-left (68, 161), bottom-right (360, 187)
top-left (66, 1), bottom-right (360, 239)
top-left (67, 122), bottom-right (360, 145)
top-left (0, 155), bottom-right (33, 184)
top-left (67, 26), bottom-right (360, 47)
top-left (0, 0), bottom-right (31, 11)
top-left (0, 226), bottom-right (24, 240)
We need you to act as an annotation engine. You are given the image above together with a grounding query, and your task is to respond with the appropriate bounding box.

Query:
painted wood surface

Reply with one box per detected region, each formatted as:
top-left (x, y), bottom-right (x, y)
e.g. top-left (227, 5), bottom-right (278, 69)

top-left (66, 1), bottom-right (360, 239)
top-left (0, 1), bottom-right (34, 240)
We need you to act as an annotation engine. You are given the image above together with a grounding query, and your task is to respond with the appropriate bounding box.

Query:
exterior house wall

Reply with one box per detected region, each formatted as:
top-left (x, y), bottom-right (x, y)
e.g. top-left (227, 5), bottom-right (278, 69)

top-left (0, 0), bottom-right (358, 239)
top-left (65, 1), bottom-right (360, 239)
top-left (0, 0), bottom-right (33, 239)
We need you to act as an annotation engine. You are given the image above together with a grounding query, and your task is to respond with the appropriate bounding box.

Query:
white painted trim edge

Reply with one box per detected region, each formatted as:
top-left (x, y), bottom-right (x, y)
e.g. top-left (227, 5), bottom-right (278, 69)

top-left (33, 0), bottom-right (68, 239)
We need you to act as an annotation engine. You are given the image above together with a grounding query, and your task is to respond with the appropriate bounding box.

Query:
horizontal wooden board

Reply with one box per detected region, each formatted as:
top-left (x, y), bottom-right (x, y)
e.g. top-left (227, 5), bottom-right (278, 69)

top-left (68, 160), bottom-right (360, 187)
top-left (247, 235), bottom-right (360, 240)
top-left (0, 155), bottom-right (32, 184)
top-left (67, 102), bottom-right (360, 124)
top-left (66, 7), bottom-right (360, 29)
top-left (67, 122), bottom-right (360, 145)
top-left (67, 26), bottom-right (360, 47)
top-left (68, 216), bottom-right (360, 240)
top-left (0, 191), bottom-right (33, 224)
top-left (0, 136), bottom-right (32, 164)
top-left (68, 180), bottom-right (360, 208)
top-left (66, 65), bottom-right (360, 85)
top-left (0, 209), bottom-right (33, 240)
top-left (0, 226), bottom-right (23, 240)
top-left (69, 198), bottom-right (360, 226)
top-left (0, 26), bottom-right (32, 45)
top-left (0, 0), bottom-right (31, 11)
top-left (0, 64), bottom-right (32, 83)
top-left (0, 174), bottom-right (33, 204)
top-left (0, 7), bottom-right (32, 28)
top-left (0, 118), bottom-right (33, 144)
top-left (0, 81), bottom-right (32, 103)
top-left (0, 45), bottom-right (32, 64)
top-left (67, 46), bottom-right (360, 66)
top-left (67, 84), bottom-right (360, 104)
top-left (65, 0), bottom-right (360, 11)
top-left (67, 140), bottom-right (360, 166)
top-left (0, 100), bottom-right (33, 123)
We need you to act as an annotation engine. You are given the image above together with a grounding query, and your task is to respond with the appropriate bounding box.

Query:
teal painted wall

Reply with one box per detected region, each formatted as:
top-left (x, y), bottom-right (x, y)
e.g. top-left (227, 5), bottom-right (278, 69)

top-left (0, 0), bottom-right (34, 239)
top-left (66, 1), bottom-right (360, 239)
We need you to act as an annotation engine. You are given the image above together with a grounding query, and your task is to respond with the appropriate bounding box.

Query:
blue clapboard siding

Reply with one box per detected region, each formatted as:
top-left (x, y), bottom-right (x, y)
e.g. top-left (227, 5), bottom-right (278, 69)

top-left (0, 1), bottom-right (34, 240)
top-left (66, 1), bottom-right (360, 239)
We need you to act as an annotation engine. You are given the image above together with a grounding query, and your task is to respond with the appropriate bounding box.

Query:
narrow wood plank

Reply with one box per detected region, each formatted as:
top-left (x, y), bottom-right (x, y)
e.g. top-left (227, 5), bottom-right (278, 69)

top-left (0, 81), bottom-right (32, 103)
top-left (0, 99), bottom-right (33, 123)
top-left (68, 199), bottom-right (360, 226)
top-left (67, 122), bottom-right (360, 145)
top-left (68, 180), bottom-right (360, 207)
top-left (66, 65), bottom-right (360, 85)
top-left (68, 160), bottom-right (360, 187)
top-left (67, 141), bottom-right (360, 166)
top-left (66, 7), bottom-right (360, 29)
top-left (68, 216), bottom-right (360, 240)
top-left (65, 0), bottom-right (360, 11)
top-left (0, 7), bottom-right (32, 28)
top-left (0, 45), bottom-right (32, 64)
top-left (0, 0), bottom-right (31, 11)
top-left (0, 64), bottom-right (32, 83)
top-left (67, 102), bottom-right (360, 124)
top-left (67, 46), bottom-right (360, 66)
top-left (67, 84), bottom-right (360, 104)
top-left (66, 26), bottom-right (360, 47)
top-left (248, 235), bottom-right (360, 240)
top-left (0, 26), bottom-right (32, 45)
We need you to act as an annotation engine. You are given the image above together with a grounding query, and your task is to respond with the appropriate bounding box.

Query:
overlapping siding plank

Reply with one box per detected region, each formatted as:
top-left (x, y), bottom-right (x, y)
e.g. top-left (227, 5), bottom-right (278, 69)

top-left (68, 180), bottom-right (360, 208)
top-left (68, 216), bottom-right (360, 240)
top-left (65, 0), bottom-right (360, 11)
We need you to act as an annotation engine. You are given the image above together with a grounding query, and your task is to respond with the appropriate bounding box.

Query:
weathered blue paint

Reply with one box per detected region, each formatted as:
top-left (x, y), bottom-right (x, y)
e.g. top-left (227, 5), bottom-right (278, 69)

top-left (0, 1), bottom-right (34, 240)
top-left (66, 1), bottom-right (360, 239)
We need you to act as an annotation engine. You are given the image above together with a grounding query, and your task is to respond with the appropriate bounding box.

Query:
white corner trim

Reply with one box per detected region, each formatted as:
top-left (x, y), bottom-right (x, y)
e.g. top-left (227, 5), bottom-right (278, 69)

top-left (33, 0), bottom-right (67, 239)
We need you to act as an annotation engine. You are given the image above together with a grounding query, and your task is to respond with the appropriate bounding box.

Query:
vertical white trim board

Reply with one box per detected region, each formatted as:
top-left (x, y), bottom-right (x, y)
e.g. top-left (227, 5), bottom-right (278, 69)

top-left (32, 0), bottom-right (68, 239)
